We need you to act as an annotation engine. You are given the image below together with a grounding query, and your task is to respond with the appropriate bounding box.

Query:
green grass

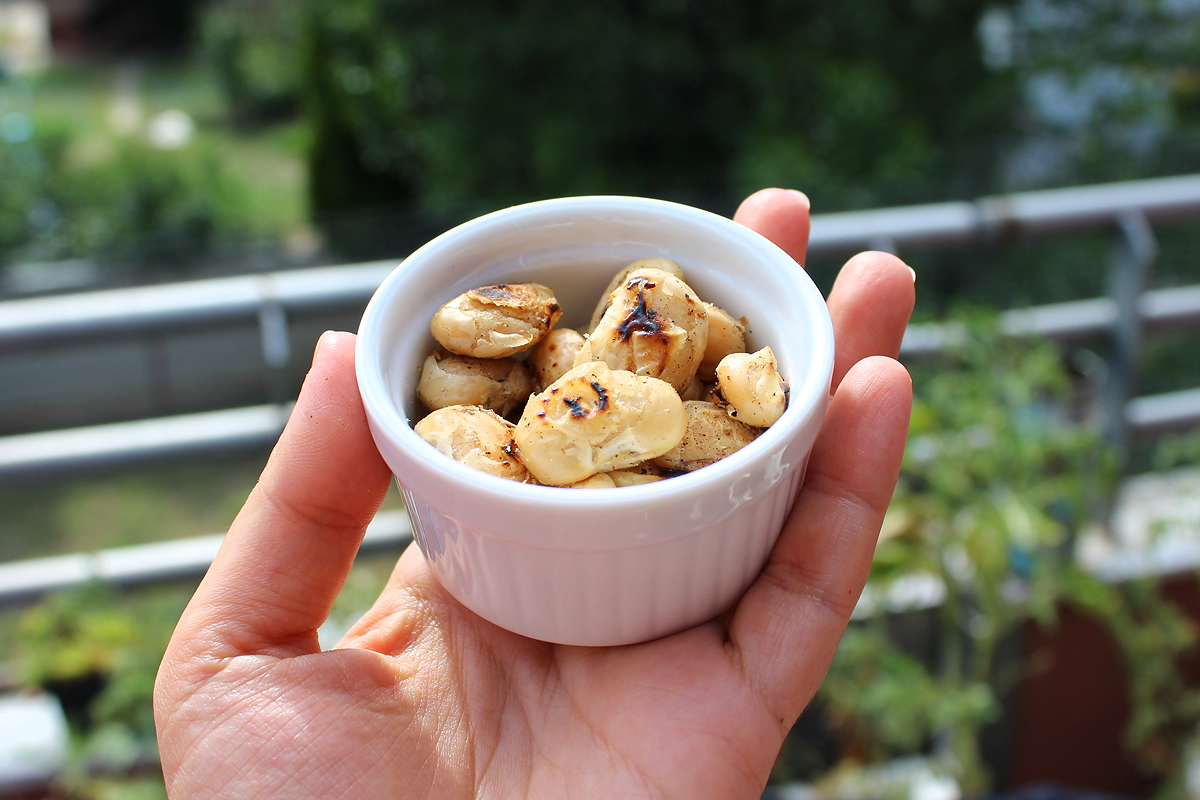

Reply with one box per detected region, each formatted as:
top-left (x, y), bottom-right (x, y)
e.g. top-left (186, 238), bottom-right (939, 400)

top-left (0, 456), bottom-right (266, 561)
top-left (22, 60), bottom-right (309, 238)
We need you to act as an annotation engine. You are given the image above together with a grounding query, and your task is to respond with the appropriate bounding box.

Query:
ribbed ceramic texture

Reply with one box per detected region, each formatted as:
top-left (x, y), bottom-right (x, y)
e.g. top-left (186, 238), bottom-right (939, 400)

top-left (401, 463), bottom-right (801, 645)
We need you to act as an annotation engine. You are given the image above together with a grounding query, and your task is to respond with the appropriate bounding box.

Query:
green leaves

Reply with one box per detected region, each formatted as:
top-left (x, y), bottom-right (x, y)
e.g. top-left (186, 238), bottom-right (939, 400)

top-left (299, 0), bottom-right (1017, 218)
top-left (817, 321), bottom-right (1125, 787)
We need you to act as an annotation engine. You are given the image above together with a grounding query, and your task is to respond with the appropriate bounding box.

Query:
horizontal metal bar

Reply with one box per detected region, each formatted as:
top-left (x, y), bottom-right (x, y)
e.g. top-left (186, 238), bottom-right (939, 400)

top-left (0, 509), bottom-right (413, 607)
top-left (0, 404), bottom-right (292, 481)
top-left (808, 172), bottom-right (1200, 255)
top-left (1126, 387), bottom-right (1200, 437)
top-left (4, 175), bottom-right (1200, 348)
top-left (0, 261), bottom-right (396, 348)
top-left (897, 282), bottom-right (1200, 358)
top-left (1142, 284), bottom-right (1200, 331)
top-left (0, 381), bottom-right (1195, 484)
top-left (809, 201), bottom-right (980, 253)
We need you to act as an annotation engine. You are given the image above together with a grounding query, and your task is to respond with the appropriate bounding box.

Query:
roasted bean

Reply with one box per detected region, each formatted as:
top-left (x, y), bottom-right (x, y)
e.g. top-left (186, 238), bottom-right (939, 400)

top-left (653, 401), bottom-right (761, 472)
top-left (679, 375), bottom-right (705, 401)
top-left (431, 282), bottom-right (562, 358)
top-left (697, 302), bottom-right (748, 382)
top-left (416, 351), bottom-right (533, 416)
top-left (514, 361), bottom-right (685, 485)
top-left (565, 473), bottom-right (618, 489)
top-left (414, 405), bottom-right (530, 482)
top-left (574, 267), bottom-right (708, 394)
top-left (527, 328), bottom-right (586, 390)
top-left (605, 463), bottom-right (667, 486)
top-left (713, 346), bottom-right (789, 427)
top-left (588, 258), bottom-right (686, 332)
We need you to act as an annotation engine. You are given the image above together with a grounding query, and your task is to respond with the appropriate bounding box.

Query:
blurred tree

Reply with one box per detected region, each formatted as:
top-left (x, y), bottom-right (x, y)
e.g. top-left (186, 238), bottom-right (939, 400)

top-left (0, 114), bottom-right (252, 277)
top-left (999, 0), bottom-right (1200, 188)
top-left (300, 0), bottom-right (1020, 223)
top-left (813, 322), bottom-right (1200, 793)
top-left (201, 0), bottom-right (305, 126)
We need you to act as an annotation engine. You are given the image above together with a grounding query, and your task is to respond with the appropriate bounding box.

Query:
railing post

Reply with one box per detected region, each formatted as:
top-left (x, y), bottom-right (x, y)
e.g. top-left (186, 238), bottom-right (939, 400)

top-left (258, 300), bottom-right (292, 405)
top-left (1103, 210), bottom-right (1157, 458)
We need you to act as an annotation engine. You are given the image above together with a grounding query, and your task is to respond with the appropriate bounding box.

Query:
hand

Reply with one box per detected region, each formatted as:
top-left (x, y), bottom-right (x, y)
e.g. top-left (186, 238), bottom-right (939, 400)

top-left (154, 189), bottom-right (915, 799)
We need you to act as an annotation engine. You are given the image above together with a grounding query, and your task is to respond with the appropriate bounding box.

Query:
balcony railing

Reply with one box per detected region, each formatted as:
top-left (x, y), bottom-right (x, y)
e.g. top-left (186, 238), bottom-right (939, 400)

top-left (4, 173), bottom-right (1200, 605)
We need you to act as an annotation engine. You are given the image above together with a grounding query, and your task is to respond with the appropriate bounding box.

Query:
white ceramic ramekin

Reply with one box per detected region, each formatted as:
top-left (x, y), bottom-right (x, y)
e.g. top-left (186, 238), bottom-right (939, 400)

top-left (356, 196), bottom-right (834, 646)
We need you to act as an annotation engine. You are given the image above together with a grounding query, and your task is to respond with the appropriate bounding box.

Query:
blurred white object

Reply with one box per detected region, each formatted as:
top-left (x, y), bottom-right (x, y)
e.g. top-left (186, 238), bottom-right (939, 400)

top-left (774, 756), bottom-right (961, 800)
top-left (977, 6), bottom-right (1015, 70)
top-left (0, 2), bottom-right (50, 74)
top-left (1077, 465), bottom-right (1200, 581)
top-left (108, 62), bottom-right (142, 134)
top-left (147, 110), bottom-right (194, 149)
top-left (0, 691), bottom-right (69, 794)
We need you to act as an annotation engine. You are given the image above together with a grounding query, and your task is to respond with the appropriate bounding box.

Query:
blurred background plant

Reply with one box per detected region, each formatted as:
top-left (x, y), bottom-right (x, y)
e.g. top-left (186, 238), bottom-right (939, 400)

top-left (7, 1), bottom-right (1200, 798)
top-left (799, 322), bottom-right (1200, 796)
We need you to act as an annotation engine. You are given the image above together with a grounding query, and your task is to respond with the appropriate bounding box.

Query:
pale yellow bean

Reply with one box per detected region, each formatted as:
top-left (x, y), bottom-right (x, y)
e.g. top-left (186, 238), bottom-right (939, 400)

top-left (564, 473), bottom-right (618, 489)
top-left (416, 351), bottom-right (533, 416)
top-left (431, 283), bottom-right (562, 358)
top-left (514, 361), bottom-right (685, 485)
top-left (713, 346), bottom-right (789, 427)
top-left (697, 302), bottom-right (747, 382)
top-left (414, 405), bottom-right (529, 482)
top-left (605, 463), bottom-right (667, 486)
top-left (574, 267), bottom-right (708, 394)
top-left (527, 328), bottom-right (586, 390)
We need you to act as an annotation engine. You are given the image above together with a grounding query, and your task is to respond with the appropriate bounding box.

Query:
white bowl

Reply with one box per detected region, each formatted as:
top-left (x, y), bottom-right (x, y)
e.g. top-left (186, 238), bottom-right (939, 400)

top-left (356, 196), bottom-right (834, 646)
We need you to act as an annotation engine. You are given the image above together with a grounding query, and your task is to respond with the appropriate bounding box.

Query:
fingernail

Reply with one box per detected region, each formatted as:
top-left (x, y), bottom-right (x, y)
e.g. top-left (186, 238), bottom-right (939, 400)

top-left (313, 330), bottom-right (334, 364)
top-left (907, 266), bottom-right (917, 283)
top-left (785, 189), bottom-right (811, 210)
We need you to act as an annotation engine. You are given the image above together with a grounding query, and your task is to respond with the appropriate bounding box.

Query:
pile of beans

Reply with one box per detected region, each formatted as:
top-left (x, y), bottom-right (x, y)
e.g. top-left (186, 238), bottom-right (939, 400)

top-left (412, 258), bottom-right (789, 488)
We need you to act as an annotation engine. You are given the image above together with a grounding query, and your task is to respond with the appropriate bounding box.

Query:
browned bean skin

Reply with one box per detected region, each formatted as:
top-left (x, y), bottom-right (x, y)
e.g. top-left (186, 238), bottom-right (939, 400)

top-left (417, 351), bottom-right (533, 417)
top-left (574, 267), bottom-right (708, 394)
top-left (588, 258), bottom-right (686, 332)
top-left (431, 283), bottom-right (562, 358)
top-left (653, 401), bottom-right (761, 472)
top-left (514, 361), bottom-right (685, 486)
top-left (414, 405), bottom-right (530, 482)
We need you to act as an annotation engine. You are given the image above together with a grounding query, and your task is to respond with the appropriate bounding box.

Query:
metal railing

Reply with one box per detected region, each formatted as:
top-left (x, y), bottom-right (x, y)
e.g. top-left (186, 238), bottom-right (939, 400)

top-left (4, 174), bottom-right (1200, 602)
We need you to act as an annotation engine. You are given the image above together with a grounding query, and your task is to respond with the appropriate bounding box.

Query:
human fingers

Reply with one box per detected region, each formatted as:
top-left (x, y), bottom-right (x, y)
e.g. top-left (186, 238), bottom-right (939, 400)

top-left (825, 251), bottom-right (915, 389)
top-left (733, 188), bottom-right (812, 265)
top-left (165, 331), bottom-right (393, 662)
top-left (728, 356), bottom-right (911, 731)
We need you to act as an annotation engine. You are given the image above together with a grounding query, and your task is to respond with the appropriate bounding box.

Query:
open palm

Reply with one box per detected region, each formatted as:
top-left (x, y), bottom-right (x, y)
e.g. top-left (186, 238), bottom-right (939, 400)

top-left (154, 189), bottom-right (916, 800)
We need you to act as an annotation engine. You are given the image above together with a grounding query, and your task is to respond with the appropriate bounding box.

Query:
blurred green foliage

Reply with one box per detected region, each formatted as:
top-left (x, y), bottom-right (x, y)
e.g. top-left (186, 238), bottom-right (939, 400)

top-left (0, 114), bottom-right (252, 274)
top-left (299, 0), bottom-right (1018, 221)
top-left (814, 323), bottom-right (1200, 793)
top-left (1153, 426), bottom-right (1200, 472)
top-left (2, 552), bottom-right (398, 799)
top-left (201, 0), bottom-right (305, 126)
